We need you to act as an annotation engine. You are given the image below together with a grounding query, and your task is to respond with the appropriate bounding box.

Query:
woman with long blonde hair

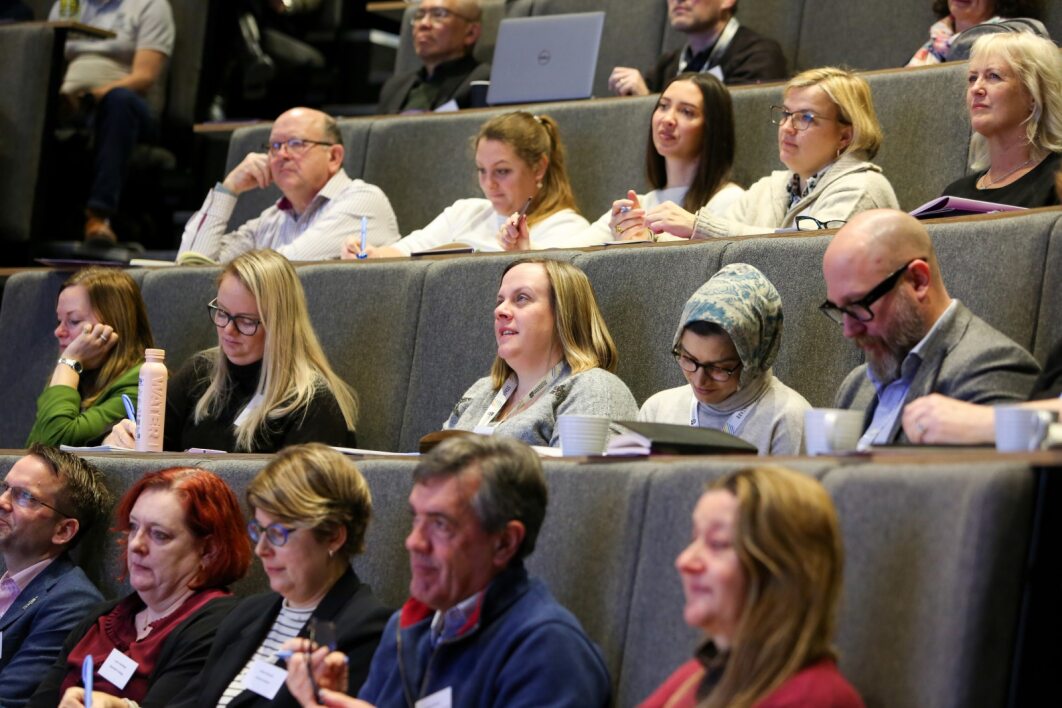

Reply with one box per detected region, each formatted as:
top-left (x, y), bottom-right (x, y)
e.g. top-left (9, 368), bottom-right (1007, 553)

top-left (27, 267), bottom-right (155, 446)
top-left (641, 466), bottom-right (863, 708)
top-left (108, 249), bottom-right (357, 451)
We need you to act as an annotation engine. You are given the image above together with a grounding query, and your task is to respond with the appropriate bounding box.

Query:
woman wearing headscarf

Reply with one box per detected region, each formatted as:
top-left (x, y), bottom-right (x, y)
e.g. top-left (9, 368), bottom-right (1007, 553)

top-left (638, 264), bottom-right (810, 455)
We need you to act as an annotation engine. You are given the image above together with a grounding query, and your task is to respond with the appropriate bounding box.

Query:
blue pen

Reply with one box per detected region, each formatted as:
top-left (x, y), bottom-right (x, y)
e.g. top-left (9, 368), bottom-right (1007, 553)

top-left (275, 649), bottom-right (294, 660)
top-left (82, 655), bottom-right (93, 708)
top-left (356, 215), bottom-right (368, 259)
top-left (121, 393), bottom-right (136, 422)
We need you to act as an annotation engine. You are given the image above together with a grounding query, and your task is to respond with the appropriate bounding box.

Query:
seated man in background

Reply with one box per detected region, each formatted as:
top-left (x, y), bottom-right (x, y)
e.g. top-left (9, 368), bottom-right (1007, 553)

top-left (609, 0), bottom-right (786, 96)
top-left (0, 445), bottom-right (111, 708)
top-left (49, 0), bottom-right (175, 243)
top-left (378, 0), bottom-right (490, 113)
top-left (823, 209), bottom-right (1040, 447)
top-left (286, 436), bottom-right (611, 707)
top-left (179, 106), bottom-right (399, 262)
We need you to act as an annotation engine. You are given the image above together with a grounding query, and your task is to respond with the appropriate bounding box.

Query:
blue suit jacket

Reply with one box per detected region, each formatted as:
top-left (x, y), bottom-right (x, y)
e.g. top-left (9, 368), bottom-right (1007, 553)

top-left (0, 554), bottom-right (102, 708)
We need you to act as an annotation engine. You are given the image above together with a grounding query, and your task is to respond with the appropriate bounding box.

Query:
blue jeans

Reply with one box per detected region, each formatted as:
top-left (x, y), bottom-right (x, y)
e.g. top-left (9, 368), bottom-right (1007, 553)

top-left (87, 87), bottom-right (158, 215)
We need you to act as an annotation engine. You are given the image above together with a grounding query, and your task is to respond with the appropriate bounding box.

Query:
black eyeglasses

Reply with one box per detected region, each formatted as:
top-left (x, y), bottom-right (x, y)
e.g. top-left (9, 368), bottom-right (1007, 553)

top-left (770, 106), bottom-right (841, 131)
top-left (819, 258), bottom-right (923, 324)
top-left (410, 7), bottom-right (474, 24)
top-left (247, 519), bottom-right (297, 547)
top-left (208, 299), bottom-right (262, 336)
top-left (0, 480), bottom-right (70, 517)
top-left (672, 347), bottom-right (741, 382)
top-left (263, 137), bottom-right (335, 157)
top-left (796, 215), bottom-right (846, 231)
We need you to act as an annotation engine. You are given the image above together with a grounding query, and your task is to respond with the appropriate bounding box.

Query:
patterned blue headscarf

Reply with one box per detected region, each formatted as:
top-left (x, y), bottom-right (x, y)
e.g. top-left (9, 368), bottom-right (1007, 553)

top-left (673, 263), bottom-right (783, 387)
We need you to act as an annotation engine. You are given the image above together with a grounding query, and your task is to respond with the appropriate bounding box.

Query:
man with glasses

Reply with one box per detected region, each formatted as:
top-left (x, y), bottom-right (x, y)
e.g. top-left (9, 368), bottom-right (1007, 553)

top-left (379, 0), bottom-right (490, 113)
top-left (609, 0), bottom-right (786, 96)
top-left (179, 106), bottom-right (399, 262)
top-left (823, 209), bottom-right (1039, 447)
top-left (0, 444), bottom-right (111, 707)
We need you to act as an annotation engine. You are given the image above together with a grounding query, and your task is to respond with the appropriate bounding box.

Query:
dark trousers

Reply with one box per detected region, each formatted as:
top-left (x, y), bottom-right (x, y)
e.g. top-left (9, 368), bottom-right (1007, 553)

top-left (87, 87), bottom-right (158, 215)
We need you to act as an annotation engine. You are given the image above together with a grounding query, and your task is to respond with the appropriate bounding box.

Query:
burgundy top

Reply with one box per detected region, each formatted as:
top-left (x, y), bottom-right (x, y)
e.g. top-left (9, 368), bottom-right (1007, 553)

top-left (59, 589), bottom-right (228, 701)
top-left (640, 657), bottom-right (865, 708)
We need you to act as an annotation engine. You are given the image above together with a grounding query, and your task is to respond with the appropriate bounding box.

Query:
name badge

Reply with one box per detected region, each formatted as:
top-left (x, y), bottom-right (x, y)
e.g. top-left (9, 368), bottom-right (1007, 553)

top-left (709, 65), bottom-right (725, 82)
top-left (416, 686), bottom-right (453, 708)
top-left (472, 425), bottom-right (496, 436)
top-left (245, 660), bottom-right (288, 700)
top-left (98, 648), bottom-right (138, 689)
top-left (234, 393), bottom-right (264, 427)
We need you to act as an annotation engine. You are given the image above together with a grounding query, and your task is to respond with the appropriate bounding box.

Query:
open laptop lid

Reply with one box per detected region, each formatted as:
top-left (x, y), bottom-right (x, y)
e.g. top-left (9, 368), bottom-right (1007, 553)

top-left (486, 12), bottom-right (605, 106)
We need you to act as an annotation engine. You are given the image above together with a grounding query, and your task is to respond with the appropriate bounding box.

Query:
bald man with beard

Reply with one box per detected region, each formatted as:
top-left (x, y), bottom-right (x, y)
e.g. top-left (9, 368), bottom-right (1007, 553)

top-left (821, 209), bottom-right (1039, 447)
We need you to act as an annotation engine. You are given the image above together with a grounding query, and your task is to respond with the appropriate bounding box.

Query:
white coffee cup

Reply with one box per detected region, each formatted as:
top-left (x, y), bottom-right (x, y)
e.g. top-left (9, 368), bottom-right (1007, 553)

top-left (557, 414), bottom-right (610, 456)
top-left (804, 408), bottom-right (864, 455)
top-left (994, 406), bottom-right (1057, 452)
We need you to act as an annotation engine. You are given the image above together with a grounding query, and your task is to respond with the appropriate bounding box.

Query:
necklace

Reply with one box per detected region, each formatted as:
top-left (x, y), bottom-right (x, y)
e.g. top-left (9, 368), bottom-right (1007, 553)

top-left (135, 591), bottom-right (193, 637)
top-left (978, 156), bottom-right (1036, 188)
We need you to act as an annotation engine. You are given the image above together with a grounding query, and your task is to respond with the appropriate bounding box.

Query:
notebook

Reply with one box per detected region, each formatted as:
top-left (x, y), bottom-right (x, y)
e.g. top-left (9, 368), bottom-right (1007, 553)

top-left (486, 12), bottom-right (605, 106)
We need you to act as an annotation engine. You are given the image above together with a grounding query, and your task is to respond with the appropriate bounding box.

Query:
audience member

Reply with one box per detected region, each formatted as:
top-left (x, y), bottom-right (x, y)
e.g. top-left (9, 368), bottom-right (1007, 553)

top-left (0, 446), bottom-right (110, 708)
top-left (609, 0), bottom-right (786, 95)
top-left (285, 436), bottom-right (611, 707)
top-left (378, 0), bottom-right (490, 113)
top-left (639, 264), bottom-right (810, 454)
top-left (26, 268), bottom-right (154, 447)
top-left (908, 0), bottom-right (1046, 66)
top-left (107, 249), bottom-right (359, 452)
top-left (346, 112), bottom-right (589, 257)
top-left (180, 107), bottom-right (399, 263)
top-left (641, 465), bottom-right (864, 707)
top-left (940, 32), bottom-right (1062, 208)
top-left (48, 0), bottom-right (175, 244)
top-left (28, 467), bottom-right (251, 708)
top-left (644, 67), bottom-right (898, 239)
top-left (593, 73), bottom-right (744, 244)
top-left (171, 444), bottom-right (390, 708)
top-left (444, 259), bottom-right (638, 447)
top-left (823, 209), bottom-right (1040, 447)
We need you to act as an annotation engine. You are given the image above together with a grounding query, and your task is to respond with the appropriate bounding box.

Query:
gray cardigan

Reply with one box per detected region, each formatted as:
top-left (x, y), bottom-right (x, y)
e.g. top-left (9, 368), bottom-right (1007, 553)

top-left (445, 368), bottom-right (639, 447)
top-left (692, 153), bottom-right (899, 239)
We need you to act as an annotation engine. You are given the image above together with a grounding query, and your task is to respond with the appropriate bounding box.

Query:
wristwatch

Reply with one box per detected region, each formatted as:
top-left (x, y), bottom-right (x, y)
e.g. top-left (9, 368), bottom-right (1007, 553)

top-left (57, 357), bottom-right (83, 375)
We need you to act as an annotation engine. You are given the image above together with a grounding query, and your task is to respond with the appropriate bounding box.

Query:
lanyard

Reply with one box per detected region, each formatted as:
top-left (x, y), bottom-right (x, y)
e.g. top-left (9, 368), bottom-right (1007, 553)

top-left (476, 361), bottom-right (567, 430)
top-left (689, 395), bottom-right (750, 436)
top-left (678, 17), bottom-right (741, 75)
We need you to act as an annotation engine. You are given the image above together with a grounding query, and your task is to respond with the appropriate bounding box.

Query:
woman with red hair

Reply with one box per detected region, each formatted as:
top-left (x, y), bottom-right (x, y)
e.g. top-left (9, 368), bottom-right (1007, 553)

top-left (29, 468), bottom-right (251, 708)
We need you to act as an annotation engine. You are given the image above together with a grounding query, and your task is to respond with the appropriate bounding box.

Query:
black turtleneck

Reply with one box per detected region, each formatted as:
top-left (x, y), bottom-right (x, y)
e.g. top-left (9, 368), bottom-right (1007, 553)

top-left (163, 352), bottom-right (357, 452)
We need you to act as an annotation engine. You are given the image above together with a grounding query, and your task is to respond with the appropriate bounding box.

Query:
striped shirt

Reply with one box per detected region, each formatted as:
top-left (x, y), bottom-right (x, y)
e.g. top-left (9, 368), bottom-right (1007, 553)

top-left (216, 601), bottom-right (316, 707)
top-left (179, 169), bottom-right (400, 263)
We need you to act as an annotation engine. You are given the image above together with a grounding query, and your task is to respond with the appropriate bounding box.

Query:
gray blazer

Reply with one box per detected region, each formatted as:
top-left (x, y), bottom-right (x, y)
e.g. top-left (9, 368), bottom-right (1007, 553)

top-left (833, 300), bottom-right (1041, 444)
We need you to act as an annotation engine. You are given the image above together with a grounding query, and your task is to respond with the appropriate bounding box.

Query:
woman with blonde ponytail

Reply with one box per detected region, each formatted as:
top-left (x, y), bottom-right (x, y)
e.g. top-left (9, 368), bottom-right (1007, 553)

top-left (641, 466), bottom-right (864, 708)
top-left (345, 111), bottom-right (590, 258)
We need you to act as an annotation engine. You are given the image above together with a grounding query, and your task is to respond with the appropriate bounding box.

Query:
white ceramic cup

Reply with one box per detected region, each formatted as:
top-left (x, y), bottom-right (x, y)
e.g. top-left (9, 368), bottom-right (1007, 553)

top-left (804, 408), bottom-right (864, 455)
top-left (557, 414), bottom-right (610, 456)
top-left (994, 406), bottom-right (1057, 452)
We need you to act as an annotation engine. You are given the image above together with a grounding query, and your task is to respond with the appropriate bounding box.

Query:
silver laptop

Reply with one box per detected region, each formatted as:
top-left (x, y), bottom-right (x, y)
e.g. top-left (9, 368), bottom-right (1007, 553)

top-left (486, 12), bottom-right (605, 106)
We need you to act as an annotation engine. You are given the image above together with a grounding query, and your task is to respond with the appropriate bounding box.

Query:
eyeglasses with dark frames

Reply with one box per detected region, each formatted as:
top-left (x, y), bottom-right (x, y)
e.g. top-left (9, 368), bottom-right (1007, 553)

top-left (819, 258), bottom-right (924, 324)
top-left (247, 519), bottom-right (298, 547)
top-left (795, 215), bottom-right (846, 231)
top-left (671, 347), bottom-right (741, 382)
top-left (263, 137), bottom-right (336, 156)
top-left (208, 299), bottom-right (262, 336)
top-left (0, 480), bottom-right (70, 517)
top-left (410, 6), bottom-right (474, 24)
top-left (770, 105), bottom-right (841, 131)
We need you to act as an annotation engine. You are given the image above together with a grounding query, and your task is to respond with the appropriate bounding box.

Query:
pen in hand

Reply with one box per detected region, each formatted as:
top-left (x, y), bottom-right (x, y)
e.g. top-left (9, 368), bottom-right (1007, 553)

top-left (357, 215), bottom-right (368, 259)
top-left (121, 393), bottom-right (136, 422)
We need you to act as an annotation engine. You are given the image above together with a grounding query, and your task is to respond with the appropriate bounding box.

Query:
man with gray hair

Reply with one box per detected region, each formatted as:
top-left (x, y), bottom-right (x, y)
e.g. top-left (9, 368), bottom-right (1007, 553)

top-left (289, 435), bottom-right (611, 707)
top-left (0, 445), bottom-right (111, 707)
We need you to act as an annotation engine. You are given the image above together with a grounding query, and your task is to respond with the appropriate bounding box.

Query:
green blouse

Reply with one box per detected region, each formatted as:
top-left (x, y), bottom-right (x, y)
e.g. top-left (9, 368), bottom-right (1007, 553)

top-left (25, 363), bottom-right (143, 447)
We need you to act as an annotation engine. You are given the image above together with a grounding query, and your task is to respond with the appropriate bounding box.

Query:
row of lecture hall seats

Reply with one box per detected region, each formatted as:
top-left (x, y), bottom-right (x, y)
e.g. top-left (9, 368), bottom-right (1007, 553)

top-left (2, 207), bottom-right (1061, 454)
top-left (0, 450), bottom-right (1044, 708)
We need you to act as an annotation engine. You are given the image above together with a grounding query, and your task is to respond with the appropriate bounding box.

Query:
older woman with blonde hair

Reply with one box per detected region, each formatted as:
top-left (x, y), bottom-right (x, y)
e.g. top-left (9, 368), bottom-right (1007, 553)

top-left (941, 31), bottom-right (1062, 208)
top-left (27, 267), bottom-right (155, 446)
top-left (345, 112), bottom-right (589, 257)
top-left (170, 444), bottom-right (390, 708)
top-left (645, 67), bottom-right (898, 239)
top-left (641, 466), bottom-right (863, 708)
top-left (108, 249), bottom-right (358, 451)
top-left (445, 258), bottom-right (638, 447)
